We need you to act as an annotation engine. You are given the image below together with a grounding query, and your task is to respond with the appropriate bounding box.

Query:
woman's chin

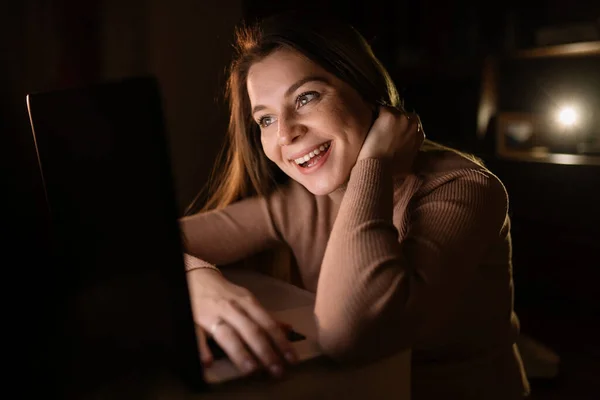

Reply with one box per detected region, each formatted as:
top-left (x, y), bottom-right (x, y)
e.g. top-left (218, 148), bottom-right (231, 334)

top-left (298, 176), bottom-right (345, 196)
top-left (283, 153), bottom-right (351, 196)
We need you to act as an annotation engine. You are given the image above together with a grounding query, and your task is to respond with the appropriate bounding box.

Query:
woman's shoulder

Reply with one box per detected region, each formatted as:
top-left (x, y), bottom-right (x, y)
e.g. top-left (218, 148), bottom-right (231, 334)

top-left (412, 146), bottom-right (484, 174)
top-left (412, 147), bottom-right (499, 180)
top-left (406, 148), bottom-right (507, 204)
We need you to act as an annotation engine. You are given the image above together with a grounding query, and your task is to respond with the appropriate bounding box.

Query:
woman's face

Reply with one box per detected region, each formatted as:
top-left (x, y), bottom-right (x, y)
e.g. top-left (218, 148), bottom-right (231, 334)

top-left (247, 48), bottom-right (373, 195)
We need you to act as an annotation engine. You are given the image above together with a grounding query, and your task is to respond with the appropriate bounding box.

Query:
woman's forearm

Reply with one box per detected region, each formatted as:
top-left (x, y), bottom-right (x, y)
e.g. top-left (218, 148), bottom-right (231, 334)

top-left (314, 158), bottom-right (412, 359)
top-left (179, 194), bottom-right (282, 267)
top-left (314, 159), bottom-right (508, 362)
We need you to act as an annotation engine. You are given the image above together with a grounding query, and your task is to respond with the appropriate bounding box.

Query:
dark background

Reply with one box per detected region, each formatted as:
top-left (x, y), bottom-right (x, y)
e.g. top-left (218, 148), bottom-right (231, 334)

top-left (2, 0), bottom-right (599, 398)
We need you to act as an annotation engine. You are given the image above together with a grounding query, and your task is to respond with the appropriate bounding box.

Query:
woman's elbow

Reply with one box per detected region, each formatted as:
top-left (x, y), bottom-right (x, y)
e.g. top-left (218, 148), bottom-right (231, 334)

top-left (314, 309), bottom-right (414, 364)
top-left (313, 305), bottom-right (361, 360)
top-left (316, 323), bottom-right (361, 362)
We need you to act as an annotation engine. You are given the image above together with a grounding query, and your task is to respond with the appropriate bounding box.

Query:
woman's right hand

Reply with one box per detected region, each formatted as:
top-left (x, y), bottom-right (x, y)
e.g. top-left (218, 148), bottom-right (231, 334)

top-left (186, 268), bottom-right (298, 378)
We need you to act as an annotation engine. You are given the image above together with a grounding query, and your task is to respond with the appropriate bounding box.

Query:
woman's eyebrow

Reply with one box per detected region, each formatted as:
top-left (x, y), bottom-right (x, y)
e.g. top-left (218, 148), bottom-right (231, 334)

top-left (251, 75), bottom-right (329, 116)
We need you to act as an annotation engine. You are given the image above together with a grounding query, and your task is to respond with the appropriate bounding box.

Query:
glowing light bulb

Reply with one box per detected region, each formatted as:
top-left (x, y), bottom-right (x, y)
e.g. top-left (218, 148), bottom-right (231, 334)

top-left (557, 106), bottom-right (577, 127)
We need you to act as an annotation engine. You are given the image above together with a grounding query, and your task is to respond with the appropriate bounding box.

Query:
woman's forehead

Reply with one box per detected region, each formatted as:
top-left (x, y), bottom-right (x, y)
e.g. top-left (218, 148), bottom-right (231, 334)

top-left (247, 49), bottom-right (330, 101)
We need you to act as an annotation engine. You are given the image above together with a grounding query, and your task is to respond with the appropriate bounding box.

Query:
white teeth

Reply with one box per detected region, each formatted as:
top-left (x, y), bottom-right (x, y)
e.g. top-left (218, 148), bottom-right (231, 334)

top-left (293, 142), bottom-right (330, 165)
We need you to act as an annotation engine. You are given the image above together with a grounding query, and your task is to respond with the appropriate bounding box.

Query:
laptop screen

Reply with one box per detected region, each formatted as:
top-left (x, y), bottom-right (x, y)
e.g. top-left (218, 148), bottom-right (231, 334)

top-left (26, 76), bottom-right (204, 396)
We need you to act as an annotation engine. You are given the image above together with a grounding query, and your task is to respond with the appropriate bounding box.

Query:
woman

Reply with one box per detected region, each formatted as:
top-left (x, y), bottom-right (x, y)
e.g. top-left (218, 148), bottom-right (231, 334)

top-left (180, 11), bottom-right (530, 399)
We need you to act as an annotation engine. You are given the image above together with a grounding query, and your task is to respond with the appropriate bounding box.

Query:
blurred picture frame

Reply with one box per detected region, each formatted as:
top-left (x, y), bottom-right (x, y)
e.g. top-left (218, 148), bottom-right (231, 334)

top-left (495, 111), bottom-right (600, 165)
top-left (496, 112), bottom-right (547, 159)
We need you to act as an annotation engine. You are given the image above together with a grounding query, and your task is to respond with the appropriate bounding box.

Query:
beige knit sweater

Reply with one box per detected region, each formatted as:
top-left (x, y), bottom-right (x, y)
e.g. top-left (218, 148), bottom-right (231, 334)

top-left (180, 150), bottom-right (530, 399)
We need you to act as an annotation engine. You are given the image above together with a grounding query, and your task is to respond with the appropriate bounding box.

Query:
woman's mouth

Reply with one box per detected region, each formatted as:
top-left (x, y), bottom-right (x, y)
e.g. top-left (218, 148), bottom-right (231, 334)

top-left (291, 141), bottom-right (332, 174)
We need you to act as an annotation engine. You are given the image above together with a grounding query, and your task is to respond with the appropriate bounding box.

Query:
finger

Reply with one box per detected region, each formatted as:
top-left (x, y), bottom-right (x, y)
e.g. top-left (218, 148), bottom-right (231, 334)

top-left (406, 113), bottom-right (425, 142)
top-left (211, 319), bottom-right (259, 376)
top-left (380, 104), bottom-right (404, 115)
top-left (386, 106), bottom-right (416, 127)
top-left (195, 324), bottom-right (213, 366)
top-left (224, 300), bottom-right (287, 377)
top-left (377, 105), bottom-right (397, 118)
top-left (405, 113), bottom-right (424, 134)
top-left (405, 112), bottom-right (419, 125)
top-left (240, 298), bottom-right (298, 365)
top-left (415, 114), bottom-right (426, 139)
top-left (373, 106), bottom-right (402, 131)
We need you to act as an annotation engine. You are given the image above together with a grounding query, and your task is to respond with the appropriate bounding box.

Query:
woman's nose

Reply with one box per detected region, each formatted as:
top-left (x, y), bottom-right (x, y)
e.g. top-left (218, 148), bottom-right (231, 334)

top-left (277, 115), bottom-right (305, 146)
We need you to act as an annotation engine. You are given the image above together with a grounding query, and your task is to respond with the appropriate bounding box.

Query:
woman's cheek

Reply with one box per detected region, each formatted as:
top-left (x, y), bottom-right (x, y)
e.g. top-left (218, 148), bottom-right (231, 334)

top-left (264, 142), bottom-right (283, 165)
top-left (260, 134), bottom-right (272, 153)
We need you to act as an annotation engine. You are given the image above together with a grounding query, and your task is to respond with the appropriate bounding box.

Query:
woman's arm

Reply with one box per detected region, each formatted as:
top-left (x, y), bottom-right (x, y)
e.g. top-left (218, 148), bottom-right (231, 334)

top-left (181, 184), bottom-right (301, 376)
top-left (314, 158), bottom-right (508, 362)
top-left (179, 189), bottom-right (285, 269)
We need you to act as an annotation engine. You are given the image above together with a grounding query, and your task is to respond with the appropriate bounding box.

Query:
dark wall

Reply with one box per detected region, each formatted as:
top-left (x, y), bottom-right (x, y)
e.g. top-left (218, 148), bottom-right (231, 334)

top-left (3, 0), bottom-right (242, 217)
top-left (100, 0), bottom-right (243, 214)
top-left (486, 159), bottom-right (600, 317)
top-left (2, 1), bottom-right (241, 394)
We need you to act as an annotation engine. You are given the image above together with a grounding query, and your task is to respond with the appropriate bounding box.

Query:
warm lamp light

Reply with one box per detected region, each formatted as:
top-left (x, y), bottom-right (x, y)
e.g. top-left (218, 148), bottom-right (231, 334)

top-left (557, 106), bottom-right (578, 128)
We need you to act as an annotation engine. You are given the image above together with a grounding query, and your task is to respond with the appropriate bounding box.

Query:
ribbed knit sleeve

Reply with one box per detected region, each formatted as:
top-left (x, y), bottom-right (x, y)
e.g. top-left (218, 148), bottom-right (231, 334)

top-left (179, 191), bottom-right (284, 268)
top-left (314, 158), bottom-right (508, 362)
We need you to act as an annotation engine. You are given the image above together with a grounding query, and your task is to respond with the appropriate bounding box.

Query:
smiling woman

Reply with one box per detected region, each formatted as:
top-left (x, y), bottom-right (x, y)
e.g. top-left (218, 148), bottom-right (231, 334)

top-left (179, 10), bottom-right (531, 400)
top-left (247, 48), bottom-right (374, 195)
top-left (185, 11), bottom-right (409, 212)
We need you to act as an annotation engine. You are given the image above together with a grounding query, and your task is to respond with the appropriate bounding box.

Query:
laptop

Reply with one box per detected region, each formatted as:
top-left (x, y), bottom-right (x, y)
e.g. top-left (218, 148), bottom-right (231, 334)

top-left (206, 267), bottom-right (321, 383)
top-left (26, 76), bottom-right (321, 395)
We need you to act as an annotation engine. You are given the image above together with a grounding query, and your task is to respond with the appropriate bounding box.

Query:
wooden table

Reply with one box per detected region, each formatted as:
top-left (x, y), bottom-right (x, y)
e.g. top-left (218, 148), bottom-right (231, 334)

top-left (87, 350), bottom-right (411, 400)
top-left (74, 267), bottom-right (412, 399)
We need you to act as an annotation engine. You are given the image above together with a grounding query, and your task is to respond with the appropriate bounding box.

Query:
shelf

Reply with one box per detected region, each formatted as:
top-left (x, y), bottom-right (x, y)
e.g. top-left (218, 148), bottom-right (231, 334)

top-left (511, 41), bottom-right (600, 59)
top-left (497, 151), bottom-right (600, 166)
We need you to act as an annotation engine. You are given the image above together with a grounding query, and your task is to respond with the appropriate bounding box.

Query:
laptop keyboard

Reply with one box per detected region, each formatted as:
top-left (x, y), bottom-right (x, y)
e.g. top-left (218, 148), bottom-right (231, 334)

top-left (207, 329), bottom-right (306, 360)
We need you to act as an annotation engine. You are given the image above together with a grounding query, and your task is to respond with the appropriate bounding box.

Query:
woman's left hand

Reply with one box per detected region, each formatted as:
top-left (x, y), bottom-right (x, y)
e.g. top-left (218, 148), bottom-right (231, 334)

top-left (357, 106), bottom-right (425, 170)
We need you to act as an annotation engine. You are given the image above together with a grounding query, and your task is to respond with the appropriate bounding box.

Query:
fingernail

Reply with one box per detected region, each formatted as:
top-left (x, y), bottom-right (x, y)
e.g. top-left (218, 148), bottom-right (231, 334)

top-left (284, 351), bottom-right (296, 364)
top-left (243, 360), bottom-right (256, 373)
top-left (269, 364), bottom-right (283, 377)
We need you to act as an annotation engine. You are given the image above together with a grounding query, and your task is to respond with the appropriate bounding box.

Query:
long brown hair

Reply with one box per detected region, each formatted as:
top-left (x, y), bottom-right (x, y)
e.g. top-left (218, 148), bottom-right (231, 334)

top-left (186, 11), bottom-right (479, 216)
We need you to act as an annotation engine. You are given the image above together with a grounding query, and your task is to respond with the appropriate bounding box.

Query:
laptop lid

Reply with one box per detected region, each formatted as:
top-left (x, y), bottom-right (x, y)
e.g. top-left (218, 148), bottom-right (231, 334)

top-left (26, 76), bottom-right (205, 397)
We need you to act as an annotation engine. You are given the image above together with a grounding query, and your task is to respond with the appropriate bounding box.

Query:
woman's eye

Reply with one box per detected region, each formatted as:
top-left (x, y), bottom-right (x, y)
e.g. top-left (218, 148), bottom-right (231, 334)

top-left (258, 116), bottom-right (275, 128)
top-left (296, 91), bottom-right (319, 108)
top-left (257, 92), bottom-right (319, 127)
